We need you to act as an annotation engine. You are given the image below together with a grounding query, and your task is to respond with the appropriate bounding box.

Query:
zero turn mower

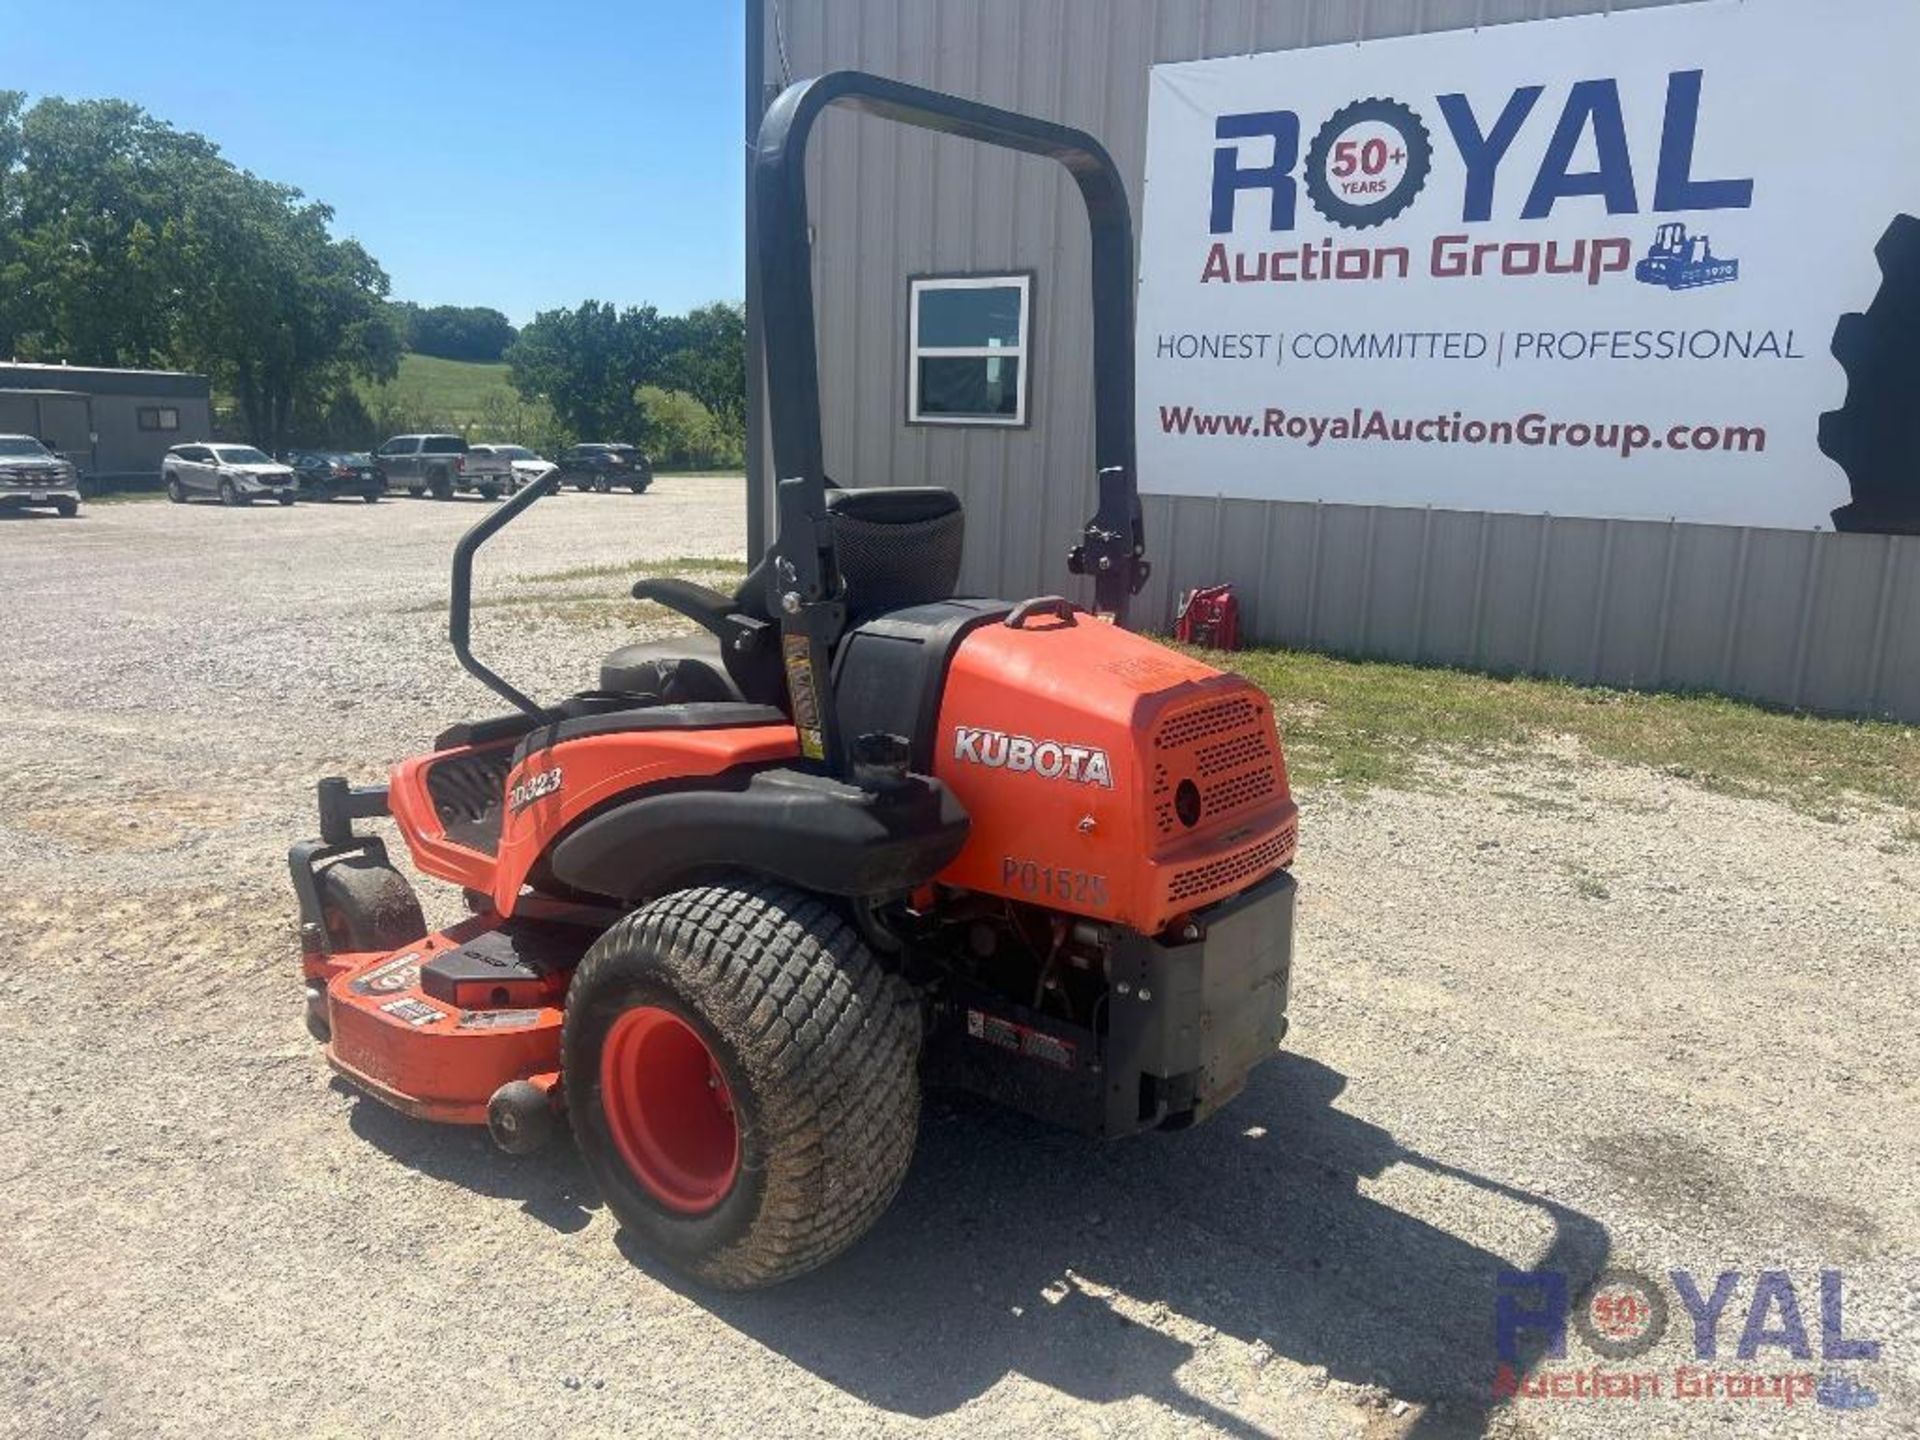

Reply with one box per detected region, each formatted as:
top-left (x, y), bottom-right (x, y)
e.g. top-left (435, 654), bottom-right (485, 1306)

top-left (290, 71), bottom-right (1299, 1288)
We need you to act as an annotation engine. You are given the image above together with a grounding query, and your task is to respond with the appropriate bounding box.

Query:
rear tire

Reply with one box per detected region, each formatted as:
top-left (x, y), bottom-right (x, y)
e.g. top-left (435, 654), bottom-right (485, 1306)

top-left (408, 486), bottom-right (425, 498)
top-left (362, 491), bottom-right (380, 504)
top-left (316, 854), bottom-right (426, 954)
top-left (429, 470), bottom-right (453, 501)
top-left (478, 485), bottom-right (500, 501)
top-left (591, 474), bottom-right (612, 494)
top-left (564, 879), bottom-right (921, 1289)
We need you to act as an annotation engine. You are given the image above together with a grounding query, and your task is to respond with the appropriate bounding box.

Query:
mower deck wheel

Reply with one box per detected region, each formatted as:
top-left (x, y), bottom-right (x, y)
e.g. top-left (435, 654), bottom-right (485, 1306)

top-left (303, 981), bottom-right (331, 1043)
top-left (488, 1080), bottom-right (557, 1155)
top-left (563, 879), bottom-right (921, 1288)
top-left (316, 853), bottom-right (426, 956)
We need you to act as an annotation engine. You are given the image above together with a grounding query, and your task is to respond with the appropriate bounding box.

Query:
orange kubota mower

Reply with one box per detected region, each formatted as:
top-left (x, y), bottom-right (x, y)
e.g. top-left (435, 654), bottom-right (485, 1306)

top-left (289, 71), bottom-right (1299, 1288)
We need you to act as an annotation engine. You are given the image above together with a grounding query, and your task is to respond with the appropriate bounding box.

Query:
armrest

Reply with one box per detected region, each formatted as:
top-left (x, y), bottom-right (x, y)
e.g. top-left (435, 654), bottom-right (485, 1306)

top-left (632, 576), bottom-right (738, 634)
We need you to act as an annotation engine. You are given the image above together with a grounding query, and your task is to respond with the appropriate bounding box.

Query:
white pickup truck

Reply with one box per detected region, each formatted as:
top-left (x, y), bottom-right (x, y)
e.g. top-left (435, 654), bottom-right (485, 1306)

top-left (466, 444), bottom-right (555, 495)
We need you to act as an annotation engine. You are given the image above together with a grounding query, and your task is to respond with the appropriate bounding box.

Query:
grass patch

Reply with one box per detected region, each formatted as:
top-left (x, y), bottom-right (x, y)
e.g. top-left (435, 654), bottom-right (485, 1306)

top-left (404, 556), bottom-right (748, 618)
top-left (513, 555), bottom-right (748, 586)
top-left (1560, 861), bottom-right (1613, 901)
top-left (1211, 645), bottom-right (1920, 812)
top-left (357, 354), bottom-right (515, 429)
top-left (1490, 787), bottom-right (1583, 817)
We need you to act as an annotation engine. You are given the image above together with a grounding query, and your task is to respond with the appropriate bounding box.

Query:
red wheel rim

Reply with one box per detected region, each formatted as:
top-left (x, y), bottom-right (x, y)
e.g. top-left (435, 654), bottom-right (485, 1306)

top-left (599, 1006), bottom-right (740, 1214)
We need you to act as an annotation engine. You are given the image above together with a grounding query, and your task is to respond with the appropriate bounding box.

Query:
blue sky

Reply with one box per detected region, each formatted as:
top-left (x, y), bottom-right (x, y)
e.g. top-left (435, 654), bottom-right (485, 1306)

top-left (5, 0), bottom-right (745, 323)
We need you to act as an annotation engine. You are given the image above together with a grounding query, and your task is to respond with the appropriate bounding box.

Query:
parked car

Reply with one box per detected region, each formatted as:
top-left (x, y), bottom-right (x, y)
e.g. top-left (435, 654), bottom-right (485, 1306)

top-left (557, 442), bottom-right (652, 494)
top-left (460, 445), bottom-right (516, 498)
top-left (0, 434), bottom-right (81, 517)
top-left (286, 450), bottom-right (383, 503)
top-left (163, 443), bottom-right (297, 506)
top-left (372, 434), bottom-right (502, 500)
top-left (467, 443), bottom-right (555, 494)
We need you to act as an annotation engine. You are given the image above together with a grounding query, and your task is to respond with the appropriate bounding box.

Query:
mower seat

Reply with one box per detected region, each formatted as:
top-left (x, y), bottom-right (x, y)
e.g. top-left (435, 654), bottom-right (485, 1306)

top-left (603, 487), bottom-right (966, 709)
top-left (599, 631), bottom-right (747, 704)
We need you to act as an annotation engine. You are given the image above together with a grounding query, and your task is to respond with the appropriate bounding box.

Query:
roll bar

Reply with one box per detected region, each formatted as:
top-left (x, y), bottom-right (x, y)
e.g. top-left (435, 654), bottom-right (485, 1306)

top-left (754, 71), bottom-right (1149, 761)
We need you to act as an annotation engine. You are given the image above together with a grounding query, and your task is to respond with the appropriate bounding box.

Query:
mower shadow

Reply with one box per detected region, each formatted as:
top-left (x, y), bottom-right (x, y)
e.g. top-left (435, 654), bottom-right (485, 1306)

top-left (646, 1053), bottom-right (1610, 1438)
top-left (337, 1078), bottom-right (601, 1234)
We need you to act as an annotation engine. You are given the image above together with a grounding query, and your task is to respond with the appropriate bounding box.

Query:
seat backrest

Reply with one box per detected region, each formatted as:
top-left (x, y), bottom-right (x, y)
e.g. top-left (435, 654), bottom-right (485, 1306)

top-left (733, 486), bottom-right (965, 621)
top-left (825, 487), bottom-right (965, 615)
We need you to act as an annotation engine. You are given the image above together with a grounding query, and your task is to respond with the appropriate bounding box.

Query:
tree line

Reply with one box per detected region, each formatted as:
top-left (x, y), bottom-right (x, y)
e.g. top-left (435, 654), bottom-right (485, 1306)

top-left (0, 93), bottom-right (398, 451)
top-left (392, 302), bottom-right (517, 363)
top-left (507, 299), bottom-right (745, 467)
top-left (0, 93), bottom-right (747, 466)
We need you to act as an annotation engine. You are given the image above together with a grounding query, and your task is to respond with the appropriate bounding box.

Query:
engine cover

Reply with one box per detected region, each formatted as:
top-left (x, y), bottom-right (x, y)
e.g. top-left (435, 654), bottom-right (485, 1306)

top-left (932, 609), bottom-right (1297, 933)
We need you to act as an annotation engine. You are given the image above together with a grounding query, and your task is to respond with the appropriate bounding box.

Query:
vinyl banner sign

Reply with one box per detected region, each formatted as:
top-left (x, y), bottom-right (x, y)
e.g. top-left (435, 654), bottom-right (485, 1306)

top-left (1136, 0), bottom-right (1920, 533)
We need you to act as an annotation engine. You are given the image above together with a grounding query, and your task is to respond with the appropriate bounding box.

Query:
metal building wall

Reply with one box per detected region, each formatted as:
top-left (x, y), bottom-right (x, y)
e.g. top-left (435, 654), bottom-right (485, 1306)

top-left (749, 0), bottom-right (1920, 721)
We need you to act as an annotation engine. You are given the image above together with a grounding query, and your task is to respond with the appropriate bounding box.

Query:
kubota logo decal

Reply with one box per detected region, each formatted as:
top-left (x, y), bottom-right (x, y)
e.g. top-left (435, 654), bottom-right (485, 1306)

top-left (951, 727), bottom-right (1114, 788)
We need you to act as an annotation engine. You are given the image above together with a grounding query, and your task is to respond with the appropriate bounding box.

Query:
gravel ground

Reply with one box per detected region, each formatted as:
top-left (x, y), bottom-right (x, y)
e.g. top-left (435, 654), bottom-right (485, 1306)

top-left (0, 482), bottom-right (1914, 1439)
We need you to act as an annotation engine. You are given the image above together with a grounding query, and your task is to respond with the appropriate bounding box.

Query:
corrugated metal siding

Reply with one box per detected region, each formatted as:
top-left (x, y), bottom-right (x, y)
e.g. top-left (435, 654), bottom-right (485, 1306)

top-left (753, 0), bottom-right (1920, 722)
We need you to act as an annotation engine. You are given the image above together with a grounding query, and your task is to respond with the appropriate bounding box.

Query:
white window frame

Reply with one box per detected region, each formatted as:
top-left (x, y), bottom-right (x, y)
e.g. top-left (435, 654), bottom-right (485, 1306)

top-left (907, 273), bottom-right (1032, 427)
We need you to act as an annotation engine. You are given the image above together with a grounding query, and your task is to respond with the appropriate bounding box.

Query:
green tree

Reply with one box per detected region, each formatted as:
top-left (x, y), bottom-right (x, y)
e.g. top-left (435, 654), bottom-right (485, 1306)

top-left (660, 300), bottom-right (745, 425)
top-left (634, 384), bottom-right (742, 468)
top-left (506, 300), bottom-right (675, 440)
top-left (0, 94), bottom-right (399, 450)
top-left (405, 304), bottom-right (516, 362)
top-left (508, 298), bottom-right (744, 447)
top-left (0, 91), bottom-right (29, 357)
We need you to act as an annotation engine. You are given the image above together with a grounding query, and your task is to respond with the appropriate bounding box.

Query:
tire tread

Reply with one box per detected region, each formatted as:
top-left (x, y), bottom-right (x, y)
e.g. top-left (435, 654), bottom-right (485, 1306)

top-left (565, 879), bottom-right (920, 1287)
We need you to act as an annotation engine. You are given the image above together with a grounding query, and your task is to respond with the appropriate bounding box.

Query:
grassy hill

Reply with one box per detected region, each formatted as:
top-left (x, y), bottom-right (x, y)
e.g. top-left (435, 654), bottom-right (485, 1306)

top-left (357, 353), bottom-right (520, 431)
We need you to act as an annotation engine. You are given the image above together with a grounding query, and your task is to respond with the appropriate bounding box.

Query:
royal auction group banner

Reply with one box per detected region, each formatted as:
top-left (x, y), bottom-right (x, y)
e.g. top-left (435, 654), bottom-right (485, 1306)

top-left (1135, 0), bottom-right (1920, 534)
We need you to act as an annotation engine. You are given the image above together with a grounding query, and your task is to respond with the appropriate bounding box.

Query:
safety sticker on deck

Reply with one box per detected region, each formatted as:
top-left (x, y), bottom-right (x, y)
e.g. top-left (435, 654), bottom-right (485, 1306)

top-left (379, 997), bottom-right (442, 1027)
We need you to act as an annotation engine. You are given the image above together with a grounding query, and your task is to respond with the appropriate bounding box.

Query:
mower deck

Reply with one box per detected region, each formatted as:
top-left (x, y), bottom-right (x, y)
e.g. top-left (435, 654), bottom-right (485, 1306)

top-left (313, 913), bottom-right (581, 1123)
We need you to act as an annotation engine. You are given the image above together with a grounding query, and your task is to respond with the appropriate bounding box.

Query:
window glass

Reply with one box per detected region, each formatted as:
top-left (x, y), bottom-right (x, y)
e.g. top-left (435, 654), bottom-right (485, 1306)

top-left (422, 436), bottom-right (466, 454)
top-left (917, 358), bottom-right (1021, 418)
top-left (917, 286), bottom-right (1023, 348)
top-left (0, 437), bottom-right (49, 457)
top-left (137, 406), bottom-right (180, 432)
top-left (909, 275), bottom-right (1030, 426)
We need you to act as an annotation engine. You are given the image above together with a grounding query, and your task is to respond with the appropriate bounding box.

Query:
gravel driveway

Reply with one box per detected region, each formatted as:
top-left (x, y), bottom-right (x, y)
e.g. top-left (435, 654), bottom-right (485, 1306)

top-left (1, 481), bottom-right (1913, 1439)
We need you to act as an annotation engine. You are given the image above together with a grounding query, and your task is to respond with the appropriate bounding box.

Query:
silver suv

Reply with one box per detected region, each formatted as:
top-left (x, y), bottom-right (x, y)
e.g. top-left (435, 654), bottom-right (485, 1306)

top-left (164, 443), bottom-right (298, 506)
top-left (0, 434), bottom-right (81, 517)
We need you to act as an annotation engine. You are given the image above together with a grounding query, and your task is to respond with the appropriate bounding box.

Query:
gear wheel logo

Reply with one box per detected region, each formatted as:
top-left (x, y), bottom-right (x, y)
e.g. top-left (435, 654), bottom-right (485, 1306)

top-left (1303, 97), bottom-right (1433, 231)
top-left (1571, 1267), bottom-right (1670, 1361)
top-left (1818, 213), bottom-right (1920, 535)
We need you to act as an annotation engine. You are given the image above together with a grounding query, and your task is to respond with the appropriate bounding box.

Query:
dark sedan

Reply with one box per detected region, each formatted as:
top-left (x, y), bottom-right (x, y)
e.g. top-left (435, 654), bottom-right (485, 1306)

top-left (287, 450), bottom-right (384, 502)
top-left (556, 443), bottom-right (652, 494)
